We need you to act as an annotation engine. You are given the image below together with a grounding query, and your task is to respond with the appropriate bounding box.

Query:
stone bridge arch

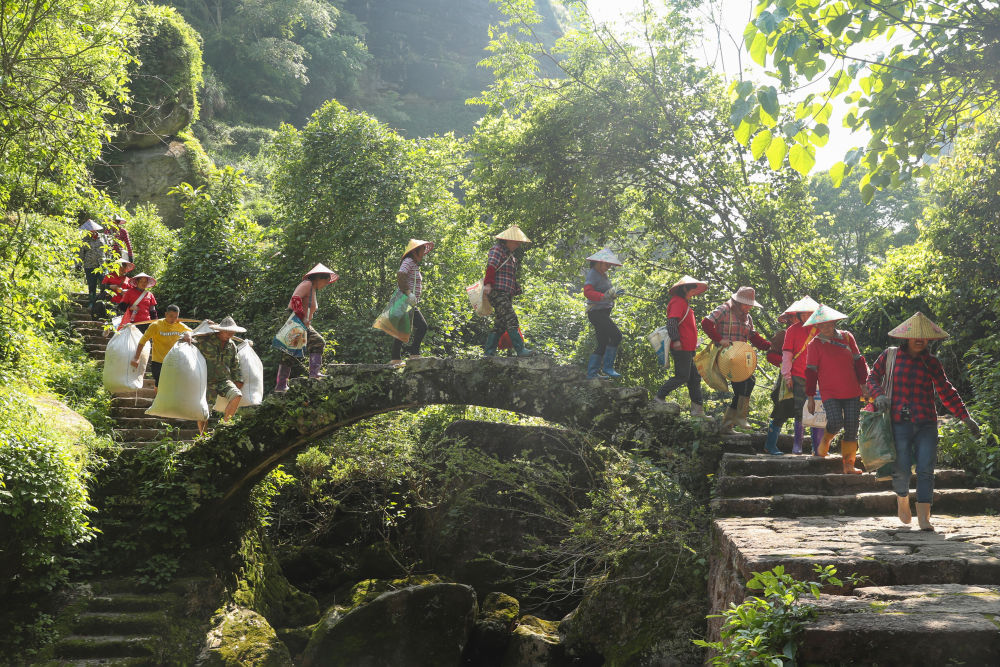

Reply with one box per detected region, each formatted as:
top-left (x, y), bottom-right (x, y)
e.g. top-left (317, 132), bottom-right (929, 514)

top-left (176, 356), bottom-right (682, 531)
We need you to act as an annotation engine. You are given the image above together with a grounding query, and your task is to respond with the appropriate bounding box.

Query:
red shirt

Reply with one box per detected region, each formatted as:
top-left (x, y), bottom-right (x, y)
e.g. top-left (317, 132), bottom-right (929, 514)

top-left (805, 331), bottom-right (868, 399)
top-left (119, 286), bottom-right (157, 322)
top-left (102, 274), bottom-right (132, 303)
top-left (667, 296), bottom-right (697, 351)
top-left (782, 321), bottom-right (817, 379)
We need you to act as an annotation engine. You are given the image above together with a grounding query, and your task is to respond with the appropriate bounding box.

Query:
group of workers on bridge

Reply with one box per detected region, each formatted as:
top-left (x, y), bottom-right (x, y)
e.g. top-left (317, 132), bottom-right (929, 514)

top-left (80, 219), bottom-right (981, 532)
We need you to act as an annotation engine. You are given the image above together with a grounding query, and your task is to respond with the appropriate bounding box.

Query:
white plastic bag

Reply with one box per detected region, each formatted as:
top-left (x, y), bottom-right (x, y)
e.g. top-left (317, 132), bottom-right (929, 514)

top-left (103, 324), bottom-right (149, 394)
top-left (213, 340), bottom-right (264, 412)
top-left (146, 341), bottom-right (209, 422)
top-left (647, 326), bottom-right (672, 367)
top-left (802, 399), bottom-right (828, 429)
top-left (466, 280), bottom-right (493, 317)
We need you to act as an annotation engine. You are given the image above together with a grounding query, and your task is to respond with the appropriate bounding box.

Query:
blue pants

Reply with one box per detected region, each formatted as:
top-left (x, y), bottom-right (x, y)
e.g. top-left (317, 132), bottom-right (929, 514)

top-left (892, 421), bottom-right (938, 503)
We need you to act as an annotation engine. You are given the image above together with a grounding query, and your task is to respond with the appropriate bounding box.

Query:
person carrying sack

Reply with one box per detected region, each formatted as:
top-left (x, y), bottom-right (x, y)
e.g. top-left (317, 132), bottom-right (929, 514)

top-left (387, 239), bottom-right (434, 366)
top-left (582, 248), bottom-right (625, 379)
top-left (183, 316), bottom-right (246, 434)
top-left (130, 305), bottom-right (191, 395)
top-left (865, 312), bottom-right (980, 531)
top-left (653, 275), bottom-right (708, 415)
top-left (274, 263), bottom-right (338, 392)
top-left (762, 296), bottom-right (820, 455)
top-left (702, 286), bottom-right (772, 433)
top-left (119, 273), bottom-right (158, 330)
top-left (482, 225), bottom-right (532, 357)
top-left (804, 304), bottom-right (869, 472)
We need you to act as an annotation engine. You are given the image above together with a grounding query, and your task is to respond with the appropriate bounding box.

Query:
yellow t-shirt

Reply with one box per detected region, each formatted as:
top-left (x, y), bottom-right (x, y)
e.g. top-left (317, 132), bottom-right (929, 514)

top-left (138, 319), bottom-right (192, 363)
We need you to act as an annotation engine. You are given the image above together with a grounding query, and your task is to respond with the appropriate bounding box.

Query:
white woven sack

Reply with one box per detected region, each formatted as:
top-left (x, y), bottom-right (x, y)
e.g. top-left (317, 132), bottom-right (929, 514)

top-left (802, 399), bottom-right (827, 429)
top-left (146, 341), bottom-right (209, 422)
top-left (647, 326), bottom-right (671, 367)
top-left (103, 324), bottom-right (149, 394)
top-left (466, 280), bottom-right (493, 317)
top-left (212, 340), bottom-right (264, 412)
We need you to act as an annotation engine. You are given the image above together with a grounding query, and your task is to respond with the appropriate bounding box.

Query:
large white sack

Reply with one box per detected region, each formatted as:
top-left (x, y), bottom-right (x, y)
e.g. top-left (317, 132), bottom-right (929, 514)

top-left (212, 340), bottom-right (264, 412)
top-left (146, 341), bottom-right (209, 422)
top-left (103, 325), bottom-right (149, 394)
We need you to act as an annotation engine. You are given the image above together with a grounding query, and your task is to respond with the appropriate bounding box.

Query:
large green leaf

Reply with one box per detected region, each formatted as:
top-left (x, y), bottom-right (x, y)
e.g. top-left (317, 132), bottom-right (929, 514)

top-left (789, 144), bottom-right (816, 175)
top-left (766, 135), bottom-right (788, 169)
top-left (751, 130), bottom-right (773, 159)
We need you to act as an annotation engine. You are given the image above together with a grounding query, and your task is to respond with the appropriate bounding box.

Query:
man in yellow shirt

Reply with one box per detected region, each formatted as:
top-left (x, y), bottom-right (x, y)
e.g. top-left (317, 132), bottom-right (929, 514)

top-left (130, 305), bottom-right (191, 394)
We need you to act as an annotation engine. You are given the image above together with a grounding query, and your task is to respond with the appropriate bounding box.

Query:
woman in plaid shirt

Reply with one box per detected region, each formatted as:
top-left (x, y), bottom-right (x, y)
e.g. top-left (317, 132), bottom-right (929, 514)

top-left (482, 225), bottom-right (533, 357)
top-left (866, 312), bottom-right (981, 531)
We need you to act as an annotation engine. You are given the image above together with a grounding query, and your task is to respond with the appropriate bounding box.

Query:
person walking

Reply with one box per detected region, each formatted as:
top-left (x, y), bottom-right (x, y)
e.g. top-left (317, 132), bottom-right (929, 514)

top-left (102, 258), bottom-right (135, 314)
top-left (130, 305), bottom-right (191, 394)
top-left (701, 286), bottom-right (771, 432)
top-left (804, 304), bottom-right (869, 473)
top-left (119, 273), bottom-right (158, 327)
top-left (389, 239), bottom-right (434, 366)
top-left (274, 263), bottom-right (338, 392)
top-left (482, 225), bottom-right (532, 357)
top-left (183, 316), bottom-right (245, 434)
top-left (109, 214), bottom-right (134, 263)
top-left (78, 220), bottom-right (107, 315)
top-left (582, 249), bottom-right (625, 379)
top-left (866, 312), bottom-right (980, 530)
top-left (653, 275), bottom-right (708, 414)
top-left (762, 296), bottom-right (820, 455)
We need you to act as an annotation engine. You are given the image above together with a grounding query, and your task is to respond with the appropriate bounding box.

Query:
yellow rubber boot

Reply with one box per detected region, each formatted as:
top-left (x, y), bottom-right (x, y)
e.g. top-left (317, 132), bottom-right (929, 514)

top-left (814, 431), bottom-right (835, 458)
top-left (841, 440), bottom-right (863, 474)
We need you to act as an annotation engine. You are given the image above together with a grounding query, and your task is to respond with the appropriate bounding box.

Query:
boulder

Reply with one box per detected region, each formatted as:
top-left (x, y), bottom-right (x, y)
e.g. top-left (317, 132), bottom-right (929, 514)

top-left (467, 592), bottom-right (520, 665)
top-left (500, 615), bottom-right (561, 667)
top-left (197, 604), bottom-right (292, 667)
top-left (301, 582), bottom-right (477, 666)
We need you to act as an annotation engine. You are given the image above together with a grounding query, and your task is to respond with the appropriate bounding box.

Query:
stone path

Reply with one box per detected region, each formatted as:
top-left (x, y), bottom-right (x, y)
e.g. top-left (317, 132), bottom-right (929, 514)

top-left (709, 447), bottom-right (1000, 665)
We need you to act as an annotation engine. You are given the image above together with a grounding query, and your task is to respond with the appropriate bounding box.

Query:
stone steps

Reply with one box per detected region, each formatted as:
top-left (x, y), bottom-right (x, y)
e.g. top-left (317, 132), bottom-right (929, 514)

top-left (113, 428), bottom-right (199, 442)
top-left (716, 470), bottom-right (968, 497)
top-left (54, 636), bottom-right (158, 660)
top-left (712, 487), bottom-right (1000, 517)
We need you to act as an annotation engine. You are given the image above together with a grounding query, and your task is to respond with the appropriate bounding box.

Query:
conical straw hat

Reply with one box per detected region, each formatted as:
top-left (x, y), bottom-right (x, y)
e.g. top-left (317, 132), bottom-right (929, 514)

top-left (495, 224), bottom-right (531, 243)
top-left (402, 239), bottom-right (434, 259)
top-left (669, 275), bottom-right (708, 297)
top-left (888, 312), bottom-right (949, 340)
top-left (210, 315), bottom-right (247, 333)
top-left (782, 296), bottom-right (821, 315)
top-left (585, 248), bottom-right (622, 266)
top-left (804, 304), bottom-right (848, 326)
top-left (79, 220), bottom-right (103, 232)
top-left (717, 341), bottom-right (757, 382)
top-left (304, 263), bottom-right (340, 281)
top-left (131, 272), bottom-right (157, 288)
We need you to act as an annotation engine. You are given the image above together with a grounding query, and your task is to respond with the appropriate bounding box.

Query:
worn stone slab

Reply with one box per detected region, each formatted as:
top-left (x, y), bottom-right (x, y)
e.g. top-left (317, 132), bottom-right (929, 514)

top-left (713, 487), bottom-right (1000, 517)
top-left (719, 453), bottom-right (846, 477)
top-left (716, 470), bottom-right (968, 498)
top-left (798, 585), bottom-right (1000, 665)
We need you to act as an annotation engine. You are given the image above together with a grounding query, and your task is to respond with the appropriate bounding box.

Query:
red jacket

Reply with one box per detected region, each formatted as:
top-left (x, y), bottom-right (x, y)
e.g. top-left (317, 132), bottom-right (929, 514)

top-left (102, 274), bottom-right (132, 303)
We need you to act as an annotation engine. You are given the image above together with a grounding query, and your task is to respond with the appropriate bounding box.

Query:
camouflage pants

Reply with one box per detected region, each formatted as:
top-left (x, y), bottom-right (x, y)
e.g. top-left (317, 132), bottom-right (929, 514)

top-left (488, 290), bottom-right (520, 334)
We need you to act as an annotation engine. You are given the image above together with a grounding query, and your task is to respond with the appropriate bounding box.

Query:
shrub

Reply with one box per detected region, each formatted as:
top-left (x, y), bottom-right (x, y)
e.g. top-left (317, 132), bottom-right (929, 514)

top-left (121, 204), bottom-right (178, 279)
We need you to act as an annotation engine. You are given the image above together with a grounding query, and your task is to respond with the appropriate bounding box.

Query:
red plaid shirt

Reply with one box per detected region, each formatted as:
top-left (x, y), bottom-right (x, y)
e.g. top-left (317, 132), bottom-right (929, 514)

top-left (485, 243), bottom-right (520, 295)
top-left (867, 347), bottom-right (969, 423)
top-left (702, 301), bottom-right (770, 349)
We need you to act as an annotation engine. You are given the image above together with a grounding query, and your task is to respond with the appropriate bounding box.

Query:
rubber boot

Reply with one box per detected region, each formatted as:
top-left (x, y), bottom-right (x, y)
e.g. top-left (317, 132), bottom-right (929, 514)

top-left (483, 332), bottom-right (500, 357)
top-left (735, 396), bottom-right (751, 429)
top-left (916, 502), bottom-right (934, 531)
top-left (309, 352), bottom-right (325, 379)
top-left (586, 353), bottom-right (603, 379)
top-left (792, 419), bottom-right (804, 454)
top-left (815, 431), bottom-right (835, 458)
top-left (897, 495), bottom-right (912, 525)
top-left (764, 420), bottom-right (784, 455)
top-left (720, 407), bottom-right (738, 434)
top-left (841, 440), bottom-right (863, 474)
top-left (811, 427), bottom-right (823, 452)
top-left (690, 404), bottom-right (705, 417)
top-left (508, 328), bottom-right (533, 357)
top-left (601, 346), bottom-right (621, 378)
top-left (274, 363), bottom-right (291, 393)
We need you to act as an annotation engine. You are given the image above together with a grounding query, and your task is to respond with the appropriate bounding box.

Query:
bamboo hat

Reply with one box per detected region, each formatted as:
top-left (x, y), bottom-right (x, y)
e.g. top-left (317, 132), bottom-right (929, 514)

top-left (804, 304), bottom-right (848, 326)
top-left (116, 258), bottom-right (135, 273)
top-left (731, 286), bottom-right (762, 307)
top-left (210, 316), bottom-right (247, 333)
top-left (888, 312), bottom-right (949, 340)
top-left (402, 239), bottom-right (434, 259)
top-left (717, 341), bottom-right (757, 382)
top-left (669, 275), bottom-right (708, 297)
top-left (585, 248), bottom-right (623, 266)
top-left (79, 220), bottom-right (102, 232)
top-left (304, 263), bottom-right (340, 282)
top-left (131, 272), bottom-right (157, 288)
top-left (779, 295), bottom-right (820, 323)
top-left (495, 224), bottom-right (531, 243)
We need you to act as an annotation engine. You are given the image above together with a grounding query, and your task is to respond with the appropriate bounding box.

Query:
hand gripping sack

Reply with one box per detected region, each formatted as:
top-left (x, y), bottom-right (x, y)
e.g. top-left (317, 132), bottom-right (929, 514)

top-left (272, 314), bottom-right (308, 358)
top-left (859, 347), bottom-right (898, 470)
top-left (213, 340), bottom-right (264, 412)
top-left (146, 341), bottom-right (209, 422)
top-left (372, 289), bottom-right (413, 343)
top-left (466, 279), bottom-right (493, 317)
top-left (103, 324), bottom-right (149, 394)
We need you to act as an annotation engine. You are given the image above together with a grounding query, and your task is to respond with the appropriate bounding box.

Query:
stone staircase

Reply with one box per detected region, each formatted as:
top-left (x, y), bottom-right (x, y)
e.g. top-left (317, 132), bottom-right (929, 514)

top-left (67, 293), bottom-right (199, 447)
top-left (709, 449), bottom-right (1000, 665)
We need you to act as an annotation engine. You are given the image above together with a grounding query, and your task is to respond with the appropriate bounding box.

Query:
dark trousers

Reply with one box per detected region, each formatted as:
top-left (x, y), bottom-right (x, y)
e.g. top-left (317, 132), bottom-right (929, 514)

top-left (588, 309), bottom-right (622, 355)
top-left (391, 309), bottom-right (428, 359)
top-left (86, 269), bottom-right (104, 309)
top-left (656, 349), bottom-right (703, 404)
top-left (488, 290), bottom-right (519, 334)
top-left (730, 375), bottom-right (756, 408)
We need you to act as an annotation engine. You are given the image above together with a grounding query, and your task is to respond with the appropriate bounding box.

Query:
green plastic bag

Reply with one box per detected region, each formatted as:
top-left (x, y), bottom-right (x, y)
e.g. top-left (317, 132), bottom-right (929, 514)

top-left (372, 289), bottom-right (413, 343)
top-left (859, 408), bottom-right (895, 471)
top-left (694, 343), bottom-right (729, 392)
